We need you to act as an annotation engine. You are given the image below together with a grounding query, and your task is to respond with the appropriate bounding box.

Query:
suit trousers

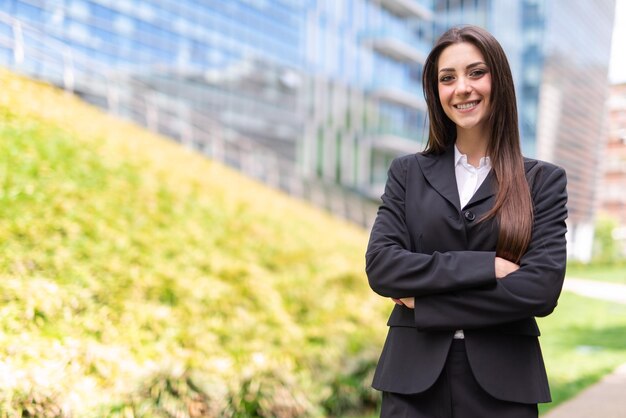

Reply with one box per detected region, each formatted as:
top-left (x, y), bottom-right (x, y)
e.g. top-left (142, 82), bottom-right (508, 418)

top-left (380, 340), bottom-right (539, 418)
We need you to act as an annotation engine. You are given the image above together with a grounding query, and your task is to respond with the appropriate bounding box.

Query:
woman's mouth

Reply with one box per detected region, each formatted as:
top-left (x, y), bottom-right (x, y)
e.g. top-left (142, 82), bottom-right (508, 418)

top-left (454, 100), bottom-right (480, 110)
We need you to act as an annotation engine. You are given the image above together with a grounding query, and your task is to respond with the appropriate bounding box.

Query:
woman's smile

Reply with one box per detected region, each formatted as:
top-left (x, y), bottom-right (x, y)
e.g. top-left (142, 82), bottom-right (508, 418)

top-left (454, 100), bottom-right (481, 111)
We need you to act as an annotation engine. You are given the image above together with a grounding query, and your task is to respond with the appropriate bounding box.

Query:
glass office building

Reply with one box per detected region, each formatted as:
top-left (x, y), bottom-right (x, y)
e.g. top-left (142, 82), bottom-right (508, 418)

top-left (0, 0), bottom-right (309, 160)
top-left (537, 0), bottom-right (615, 261)
top-left (301, 0), bottom-right (434, 199)
top-left (0, 0), bottom-right (435, 224)
top-left (0, 0), bottom-right (617, 259)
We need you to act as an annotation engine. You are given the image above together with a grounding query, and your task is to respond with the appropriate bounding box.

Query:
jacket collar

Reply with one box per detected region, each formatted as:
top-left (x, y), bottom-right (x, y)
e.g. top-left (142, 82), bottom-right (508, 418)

top-left (415, 144), bottom-right (494, 210)
top-left (415, 145), bottom-right (540, 210)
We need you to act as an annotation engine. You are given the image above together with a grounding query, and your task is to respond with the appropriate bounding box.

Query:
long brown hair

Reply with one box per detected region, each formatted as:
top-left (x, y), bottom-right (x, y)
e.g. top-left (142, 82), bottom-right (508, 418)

top-left (422, 25), bottom-right (533, 263)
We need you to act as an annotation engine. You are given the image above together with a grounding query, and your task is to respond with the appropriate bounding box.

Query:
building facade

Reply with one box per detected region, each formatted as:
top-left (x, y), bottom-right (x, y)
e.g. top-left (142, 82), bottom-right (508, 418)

top-left (600, 82), bottom-right (626, 255)
top-left (301, 0), bottom-right (434, 199)
top-left (0, 0), bottom-right (436, 224)
top-left (0, 0), bottom-right (618, 260)
top-left (535, 0), bottom-right (615, 261)
top-left (0, 0), bottom-right (309, 162)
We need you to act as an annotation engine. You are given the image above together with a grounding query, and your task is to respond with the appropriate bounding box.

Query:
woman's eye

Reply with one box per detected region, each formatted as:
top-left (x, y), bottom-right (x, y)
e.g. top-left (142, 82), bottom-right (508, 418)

top-left (439, 75), bottom-right (453, 82)
top-left (470, 69), bottom-right (486, 77)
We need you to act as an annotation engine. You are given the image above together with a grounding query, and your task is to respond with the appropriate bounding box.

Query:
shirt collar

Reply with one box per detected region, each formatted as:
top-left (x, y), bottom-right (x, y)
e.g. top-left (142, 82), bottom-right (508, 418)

top-left (454, 144), bottom-right (491, 169)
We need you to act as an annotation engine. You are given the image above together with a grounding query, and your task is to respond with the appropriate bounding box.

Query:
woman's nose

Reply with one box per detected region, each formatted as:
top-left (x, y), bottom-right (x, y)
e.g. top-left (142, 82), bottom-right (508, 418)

top-left (456, 78), bottom-right (472, 95)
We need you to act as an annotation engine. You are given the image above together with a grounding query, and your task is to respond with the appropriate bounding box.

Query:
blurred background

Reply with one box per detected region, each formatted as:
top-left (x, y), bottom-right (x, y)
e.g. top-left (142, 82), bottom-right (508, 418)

top-left (0, 0), bottom-right (624, 260)
top-left (1, 0), bottom-right (625, 261)
top-left (0, 0), bottom-right (624, 417)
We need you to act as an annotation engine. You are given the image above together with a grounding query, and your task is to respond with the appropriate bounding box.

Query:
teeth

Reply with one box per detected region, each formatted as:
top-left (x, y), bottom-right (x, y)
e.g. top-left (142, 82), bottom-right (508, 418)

top-left (455, 101), bottom-right (478, 110)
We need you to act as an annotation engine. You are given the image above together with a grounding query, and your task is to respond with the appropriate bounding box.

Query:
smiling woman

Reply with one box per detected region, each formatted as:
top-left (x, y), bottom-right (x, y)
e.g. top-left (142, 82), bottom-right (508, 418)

top-left (365, 25), bottom-right (569, 418)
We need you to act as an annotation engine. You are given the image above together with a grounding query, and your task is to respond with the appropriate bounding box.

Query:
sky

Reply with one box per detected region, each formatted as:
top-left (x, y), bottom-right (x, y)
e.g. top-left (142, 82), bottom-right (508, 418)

top-left (610, 0), bottom-right (626, 83)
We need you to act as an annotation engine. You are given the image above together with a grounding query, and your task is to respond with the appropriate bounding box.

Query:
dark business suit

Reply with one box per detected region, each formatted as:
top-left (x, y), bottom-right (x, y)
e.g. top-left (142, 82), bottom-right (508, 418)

top-left (365, 146), bottom-right (568, 410)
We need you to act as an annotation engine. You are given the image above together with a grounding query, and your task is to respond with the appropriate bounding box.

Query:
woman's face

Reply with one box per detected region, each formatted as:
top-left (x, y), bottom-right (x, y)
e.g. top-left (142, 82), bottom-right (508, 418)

top-left (437, 42), bottom-right (492, 136)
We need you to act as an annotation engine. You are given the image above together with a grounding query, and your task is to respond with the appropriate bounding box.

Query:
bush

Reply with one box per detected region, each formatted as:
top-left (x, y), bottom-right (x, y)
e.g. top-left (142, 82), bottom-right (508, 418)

top-left (589, 215), bottom-right (626, 265)
top-left (0, 70), bottom-right (388, 417)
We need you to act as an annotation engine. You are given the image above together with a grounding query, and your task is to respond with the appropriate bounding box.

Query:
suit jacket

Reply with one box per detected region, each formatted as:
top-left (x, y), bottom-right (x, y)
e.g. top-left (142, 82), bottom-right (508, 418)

top-left (365, 146), bottom-right (568, 404)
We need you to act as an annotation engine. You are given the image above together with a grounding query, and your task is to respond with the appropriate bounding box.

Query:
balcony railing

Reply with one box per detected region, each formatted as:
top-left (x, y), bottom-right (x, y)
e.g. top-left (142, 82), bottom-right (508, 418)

top-left (370, 86), bottom-right (426, 110)
top-left (378, 0), bottom-right (434, 20)
top-left (360, 29), bottom-right (430, 64)
top-left (368, 132), bottom-right (425, 154)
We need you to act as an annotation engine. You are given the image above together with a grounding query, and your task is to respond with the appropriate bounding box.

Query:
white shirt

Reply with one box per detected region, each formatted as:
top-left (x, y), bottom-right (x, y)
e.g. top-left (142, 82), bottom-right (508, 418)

top-left (455, 145), bottom-right (492, 209)
top-left (453, 144), bottom-right (492, 339)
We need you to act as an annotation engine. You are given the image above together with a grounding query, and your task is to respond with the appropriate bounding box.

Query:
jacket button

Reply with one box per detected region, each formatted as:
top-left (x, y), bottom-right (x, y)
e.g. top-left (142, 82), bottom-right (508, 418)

top-left (464, 210), bottom-right (476, 221)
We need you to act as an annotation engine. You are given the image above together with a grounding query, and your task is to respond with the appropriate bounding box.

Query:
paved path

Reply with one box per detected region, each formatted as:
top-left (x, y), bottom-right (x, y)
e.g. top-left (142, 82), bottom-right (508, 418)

top-left (543, 363), bottom-right (626, 418)
top-left (543, 277), bottom-right (626, 417)
top-left (562, 277), bottom-right (626, 304)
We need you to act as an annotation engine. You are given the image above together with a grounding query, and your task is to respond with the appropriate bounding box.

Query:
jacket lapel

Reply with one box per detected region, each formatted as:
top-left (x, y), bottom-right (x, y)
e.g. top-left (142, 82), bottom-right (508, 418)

top-left (464, 159), bottom-right (540, 208)
top-left (416, 148), bottom-right (540, 211)
top-left (465, 170), bottom-right (495, 209)
top-left (415, 145), bottom-right (462, 210)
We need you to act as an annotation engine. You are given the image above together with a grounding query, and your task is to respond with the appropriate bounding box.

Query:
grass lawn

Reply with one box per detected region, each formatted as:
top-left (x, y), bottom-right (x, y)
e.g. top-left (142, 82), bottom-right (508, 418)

top-left (342, 290), bottom-right (626, 418)
top-left (566, 263), bottom-right (626, 284)
top-left (538, 292), bottom-right (626, 414)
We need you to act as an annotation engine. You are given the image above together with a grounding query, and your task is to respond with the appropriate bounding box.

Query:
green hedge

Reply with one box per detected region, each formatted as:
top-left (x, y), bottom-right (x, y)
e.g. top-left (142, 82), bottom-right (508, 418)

top-left (0, 70), bottom-right (388, 417)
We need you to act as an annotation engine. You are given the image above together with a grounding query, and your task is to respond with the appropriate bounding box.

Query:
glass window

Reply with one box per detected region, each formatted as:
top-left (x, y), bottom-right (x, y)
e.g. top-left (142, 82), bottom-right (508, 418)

top-left (15, 1), bottom-right (44, 20)
top-left (113, 14), bottom-right (134, 35)
top-left (68, 0), bottom-right (90, 19)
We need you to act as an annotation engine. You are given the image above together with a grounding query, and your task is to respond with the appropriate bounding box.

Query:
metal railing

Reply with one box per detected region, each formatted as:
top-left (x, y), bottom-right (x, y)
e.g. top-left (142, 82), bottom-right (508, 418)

top-left (0, 10), bottom-right (380, 228)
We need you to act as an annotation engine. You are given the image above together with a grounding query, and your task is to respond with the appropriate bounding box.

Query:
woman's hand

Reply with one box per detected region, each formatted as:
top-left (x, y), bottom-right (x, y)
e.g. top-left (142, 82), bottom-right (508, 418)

top-left (495, 256), bottom-right (520, 279)
top-left (391, 297), bottom-right (415, 309)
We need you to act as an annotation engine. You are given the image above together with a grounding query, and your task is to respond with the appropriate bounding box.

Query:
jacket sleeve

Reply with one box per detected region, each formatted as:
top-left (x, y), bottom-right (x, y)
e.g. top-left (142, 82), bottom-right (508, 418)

top-left (366, 156), bottom-right (497, 299)
top-left (413, 165), bottom-right (568, 330)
